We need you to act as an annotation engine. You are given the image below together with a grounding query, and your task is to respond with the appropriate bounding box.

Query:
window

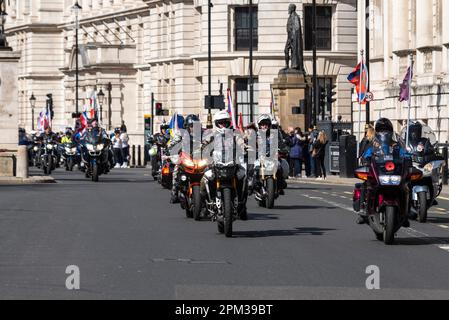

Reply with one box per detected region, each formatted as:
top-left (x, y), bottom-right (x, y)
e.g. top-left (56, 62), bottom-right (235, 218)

top-left (234, 6), bottom-right (258, 51)
top-left (235, 78), bottom-right (258, 126)
top-left (304, 6), bottom-right (332, 51)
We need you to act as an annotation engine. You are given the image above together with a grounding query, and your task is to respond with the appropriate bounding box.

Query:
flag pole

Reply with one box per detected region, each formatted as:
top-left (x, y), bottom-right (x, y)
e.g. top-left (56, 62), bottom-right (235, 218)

top-left (358, 50), bottom-right (364, 159)
top-left (405, 53), bottom-right (414, 151)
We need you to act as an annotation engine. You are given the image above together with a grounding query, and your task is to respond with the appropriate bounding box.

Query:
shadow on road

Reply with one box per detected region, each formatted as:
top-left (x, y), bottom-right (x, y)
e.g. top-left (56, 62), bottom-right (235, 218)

top-left (427, 217), bottom-right (449, 224)
top-left (287, 186), bottom-right (333, 191)
top-left (275, 205), bottom-right (337, 210)
top-left (232, 227), bottom-right (336, 238)
top-left (395, 237), bottom-right (449, 246)
top-left (247, 213), bottom-right (279, 220)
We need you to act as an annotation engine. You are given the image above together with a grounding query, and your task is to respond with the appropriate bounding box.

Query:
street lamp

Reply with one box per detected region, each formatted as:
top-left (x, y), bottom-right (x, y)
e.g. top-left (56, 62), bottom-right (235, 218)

top-left (30, 93), bottom-right (36, 131)
top-left (97, 88), bottom-right (105, 123)
top-left (0, 0), bottom-right (8, 48)
top-left (71, 1), bottom-right (82, 115)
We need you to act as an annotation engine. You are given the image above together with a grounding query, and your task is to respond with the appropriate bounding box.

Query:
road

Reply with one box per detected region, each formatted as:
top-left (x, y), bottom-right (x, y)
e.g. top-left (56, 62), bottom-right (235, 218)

top-left (1, 168), bottom-right (449, 299)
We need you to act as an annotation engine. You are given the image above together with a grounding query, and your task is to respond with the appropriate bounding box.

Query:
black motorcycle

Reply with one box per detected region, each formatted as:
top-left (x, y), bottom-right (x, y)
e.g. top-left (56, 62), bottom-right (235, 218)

top-left (148, 134), bottom-right (168, 181)
top-left (61, 142), bottom-right (80, 171)
top-left (82, 130), bottom-right (110, 182)
top-left (39, 137), bottom-right (58, 175)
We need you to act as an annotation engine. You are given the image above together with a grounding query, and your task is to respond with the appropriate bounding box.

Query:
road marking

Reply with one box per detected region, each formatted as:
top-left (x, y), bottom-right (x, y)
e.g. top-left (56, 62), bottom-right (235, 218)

top-left (344, 192), bottom-right (353, 195)
top-left (438, 245), bottom-right (449, 252)
top-left (436, 208), bottom-right (446, 211)
top-left (438, 225), bottom-right (449, 229)
top-left (438, 196), bottom-right (449, 201)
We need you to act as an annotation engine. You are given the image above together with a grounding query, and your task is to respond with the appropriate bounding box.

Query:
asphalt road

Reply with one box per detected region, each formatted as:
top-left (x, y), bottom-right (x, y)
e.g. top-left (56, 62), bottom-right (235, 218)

top-left (1, 168), bottom-right (449, 299)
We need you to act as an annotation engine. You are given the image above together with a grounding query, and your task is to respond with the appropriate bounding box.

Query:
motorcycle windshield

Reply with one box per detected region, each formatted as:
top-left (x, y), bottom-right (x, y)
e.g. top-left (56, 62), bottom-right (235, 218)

top-left (85, 130), bottom-right (103, 145)
top-left (400, 125), bottom-right (437, 146)
top-left (371, 133), bottom-right (404, 163)
top-left (212, 130), bottom-right (236, 166)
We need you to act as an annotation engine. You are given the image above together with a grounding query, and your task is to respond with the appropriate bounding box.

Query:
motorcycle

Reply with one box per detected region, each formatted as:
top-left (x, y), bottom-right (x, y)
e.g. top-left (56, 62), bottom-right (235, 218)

top-left (399, 125), bottom-right (445, 223)
top-left (82, 130), bottom-right (110, 182)
top-left (148, 134), bottom-right (168, 181)
top-left (160, 152), bottom-right (175, 189)
top-left (353, 135), bottom-right (422, 245)
top-left (178, 152), bottom-right (208, 220)
top-left (204, 153), bottom-right (246, 238)
top-left (39, 137), bottom-right (58, 175)
top-left (60, 142), bottom-right (80, 171)
top-left (253, 150), bottom-right (289, 209)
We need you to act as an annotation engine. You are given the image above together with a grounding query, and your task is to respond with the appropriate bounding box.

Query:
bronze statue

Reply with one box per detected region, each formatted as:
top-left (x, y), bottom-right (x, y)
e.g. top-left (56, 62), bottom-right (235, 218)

top-left (284, 4), bottom-right (304, 72)
top-left (0, 0), bottom-right (6, 47)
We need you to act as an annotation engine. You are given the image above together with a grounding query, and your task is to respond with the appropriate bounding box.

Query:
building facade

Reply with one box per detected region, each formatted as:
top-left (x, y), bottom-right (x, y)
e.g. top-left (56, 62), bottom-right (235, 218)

top-left (360, 0), bottom-right (449, 142)
top-left (5, 0), bottom-right (358, 148)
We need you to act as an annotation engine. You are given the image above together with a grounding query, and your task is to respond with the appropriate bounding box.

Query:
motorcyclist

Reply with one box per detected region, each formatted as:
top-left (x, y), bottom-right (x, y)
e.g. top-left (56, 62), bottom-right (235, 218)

top-left (167, 114), bottom-right (199, 203)
top-left (252, 114), bottom-right (289, 196)
top-left (356, 118), bottom-right (410, 225)
top-left (200, 110), bottom-right (249, 219)
top-left (61, 128), bottom-right (73, 144)
top-left (406, 121), bottom-right (436, 156)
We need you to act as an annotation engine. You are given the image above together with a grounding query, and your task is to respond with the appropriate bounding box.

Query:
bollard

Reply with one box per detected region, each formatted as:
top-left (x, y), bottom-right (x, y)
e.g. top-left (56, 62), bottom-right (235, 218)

top-left (16, 145), bottom-right (29, 179)
top-left (443, 144), bottom-right (448, 185)
top-left (138, 145), bottom-right (142, 168)
top-left (131, 145), bottom-right (136, 168)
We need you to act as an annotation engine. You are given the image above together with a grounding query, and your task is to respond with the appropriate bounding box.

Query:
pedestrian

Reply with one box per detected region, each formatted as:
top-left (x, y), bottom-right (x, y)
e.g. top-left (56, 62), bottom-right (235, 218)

top-left (307, 125), bottom-right (318, 178)
top-left (120, 126), bottom-right (130, 168)
top-left (290, 127), bottom-right (305, 178)
top-left (312, 131), bottom-right (328, 180)
top-left (359, 124), bottom-right (375, 165)
top-left (120, 120), bottom-right (127, 134)
top-left (111, 128), bottom-right (122, 168)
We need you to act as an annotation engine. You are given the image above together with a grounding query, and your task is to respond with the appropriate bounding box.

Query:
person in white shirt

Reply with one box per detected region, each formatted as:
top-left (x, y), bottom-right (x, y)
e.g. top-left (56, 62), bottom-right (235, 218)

top-left (120, 128), bottom-right (130, 168)
top-left (111, 128), bottom-right (122, 168)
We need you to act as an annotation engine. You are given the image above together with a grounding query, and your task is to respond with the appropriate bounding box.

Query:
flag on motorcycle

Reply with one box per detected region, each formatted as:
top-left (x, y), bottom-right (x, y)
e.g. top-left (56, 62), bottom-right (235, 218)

top-left (169, 112), bottom-right (184, 136)
top-left (226, 88), bottom-right (237, 129)
top-left (270, 86), bottom-right (275, 118)
top-left (347, 61), bottom-right (369, 104)
top-left (399, 66), bottom-right (413, 102)
top-left (238, 112), bottom-right (244, 133)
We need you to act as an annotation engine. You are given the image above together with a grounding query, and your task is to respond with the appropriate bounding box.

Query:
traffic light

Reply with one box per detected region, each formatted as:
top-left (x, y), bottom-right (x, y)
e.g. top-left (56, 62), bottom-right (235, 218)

top-left (327, 83), bottom-right (337, 111)
top-left (155, 102), bottom-right (169, 116)
top-left (318, 86), bottom-right (326, 115)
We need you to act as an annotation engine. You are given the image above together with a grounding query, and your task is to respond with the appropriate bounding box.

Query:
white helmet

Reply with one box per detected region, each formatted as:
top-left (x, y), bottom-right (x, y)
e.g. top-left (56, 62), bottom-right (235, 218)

top-left (257, 114), bottom-right (272, 127)
top-left (213, 110), bottom-right (232, 129)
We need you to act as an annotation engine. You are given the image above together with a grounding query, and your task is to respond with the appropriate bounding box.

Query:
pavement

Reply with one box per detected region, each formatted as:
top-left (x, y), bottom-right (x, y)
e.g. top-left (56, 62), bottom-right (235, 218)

top-left (1, 168), bottom-right (449, 299)
top-left (0, 175), bottom-right (55, 185)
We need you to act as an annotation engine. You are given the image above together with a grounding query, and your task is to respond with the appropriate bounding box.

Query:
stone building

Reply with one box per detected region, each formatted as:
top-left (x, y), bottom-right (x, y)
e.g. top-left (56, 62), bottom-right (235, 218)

top-left (359, 0), bottom-right (449, 142)
top-left (5, 0), bottom-right (358, 148)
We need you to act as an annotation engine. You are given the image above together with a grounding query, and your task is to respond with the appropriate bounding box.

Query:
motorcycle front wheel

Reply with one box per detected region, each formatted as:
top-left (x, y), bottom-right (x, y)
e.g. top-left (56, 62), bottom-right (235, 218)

top-left (92, 163), bottom-right (99, 182)
top-left (192, 185), bottom-right (202, 221)
top-left (265, 177), bottom-right (275, 209)
top-left (418, 192), bottom-right (428, 223)
top-left (383, 206), bottom-right (397, 245)
top-left (223, 187), bottom-right (233, 238)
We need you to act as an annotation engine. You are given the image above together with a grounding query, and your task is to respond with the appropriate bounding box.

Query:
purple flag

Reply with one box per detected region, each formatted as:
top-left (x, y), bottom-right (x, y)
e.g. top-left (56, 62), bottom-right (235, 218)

top-left (399, 67), bottom-right (413, 102)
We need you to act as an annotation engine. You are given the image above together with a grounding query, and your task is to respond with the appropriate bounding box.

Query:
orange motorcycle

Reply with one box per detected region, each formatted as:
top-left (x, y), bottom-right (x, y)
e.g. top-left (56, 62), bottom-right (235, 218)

top-left (178, 152), bottom-right (208, 220)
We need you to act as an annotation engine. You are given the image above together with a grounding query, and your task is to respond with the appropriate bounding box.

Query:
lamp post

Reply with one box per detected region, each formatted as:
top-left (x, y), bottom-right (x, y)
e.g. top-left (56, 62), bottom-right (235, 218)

top-left (107, 82), bottom-right (112, 130)
top-left (71, 1), bottom-right (82, 115)
top-left (30, 93), bottom-right (36, 131)
top-left (97, 88), bottom-right (105, 123)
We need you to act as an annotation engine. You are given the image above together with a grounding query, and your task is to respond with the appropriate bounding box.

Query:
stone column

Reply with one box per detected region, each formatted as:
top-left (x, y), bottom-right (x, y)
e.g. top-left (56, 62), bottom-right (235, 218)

top-left (443, 0), bottom-right (449, 46)
top-left (416, 0), bottom-right (433, 49)
top-left (392, 0), bottom-right (409, 52)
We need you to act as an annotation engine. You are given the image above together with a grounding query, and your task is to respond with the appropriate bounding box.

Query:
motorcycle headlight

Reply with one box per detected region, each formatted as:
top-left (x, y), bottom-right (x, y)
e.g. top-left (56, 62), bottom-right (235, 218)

top-left (96, 144), bottom-right (104, 151)
top-left (263, 160), bottom-right (276, 172)
top-left (205, 170), bottom-right (214, 180)
top-left (197, 159), bottom-right (208, 168)
top-left (149, 146), bottom-right (158, 157)
top-left (65, 147), bottom-right (71, 153)
top-left (180, 175), bottom-right (187, 182)
top-left (47, 144), bottom-right (53, 150)
top-left (183, 158), bottom-right (195, 168)
top-left (33, 146), bottom-right (38, 151)
top-left (423, 163), bottom-right (433, 174)
top-left (87, 144), bottom-right (95, 152)
top-left (379, 175), bottom-right (402, 186)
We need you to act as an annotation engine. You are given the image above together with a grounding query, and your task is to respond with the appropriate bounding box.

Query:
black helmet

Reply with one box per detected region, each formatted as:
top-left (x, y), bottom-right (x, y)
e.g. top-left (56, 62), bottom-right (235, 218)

top-left (184, 114), bottom-right (200, 129)
top-left (408, 121), bottom-right (422, 143)
top-left (160, 120), bottom-right (169, 131)
top-left (375, 118), bottom-right (393, 133)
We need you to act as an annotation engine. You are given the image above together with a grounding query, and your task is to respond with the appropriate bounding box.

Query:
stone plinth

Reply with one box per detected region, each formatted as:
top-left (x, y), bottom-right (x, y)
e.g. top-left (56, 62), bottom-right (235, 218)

top-left (272, 70), bottom-right (310, 132)
top-left (0, 48), bottom-right (20, 176)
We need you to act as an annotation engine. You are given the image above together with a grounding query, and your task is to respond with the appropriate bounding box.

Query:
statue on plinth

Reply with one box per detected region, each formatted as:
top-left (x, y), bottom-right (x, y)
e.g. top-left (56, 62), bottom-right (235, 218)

top-left (283, 4), bottom-right (305, 73)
